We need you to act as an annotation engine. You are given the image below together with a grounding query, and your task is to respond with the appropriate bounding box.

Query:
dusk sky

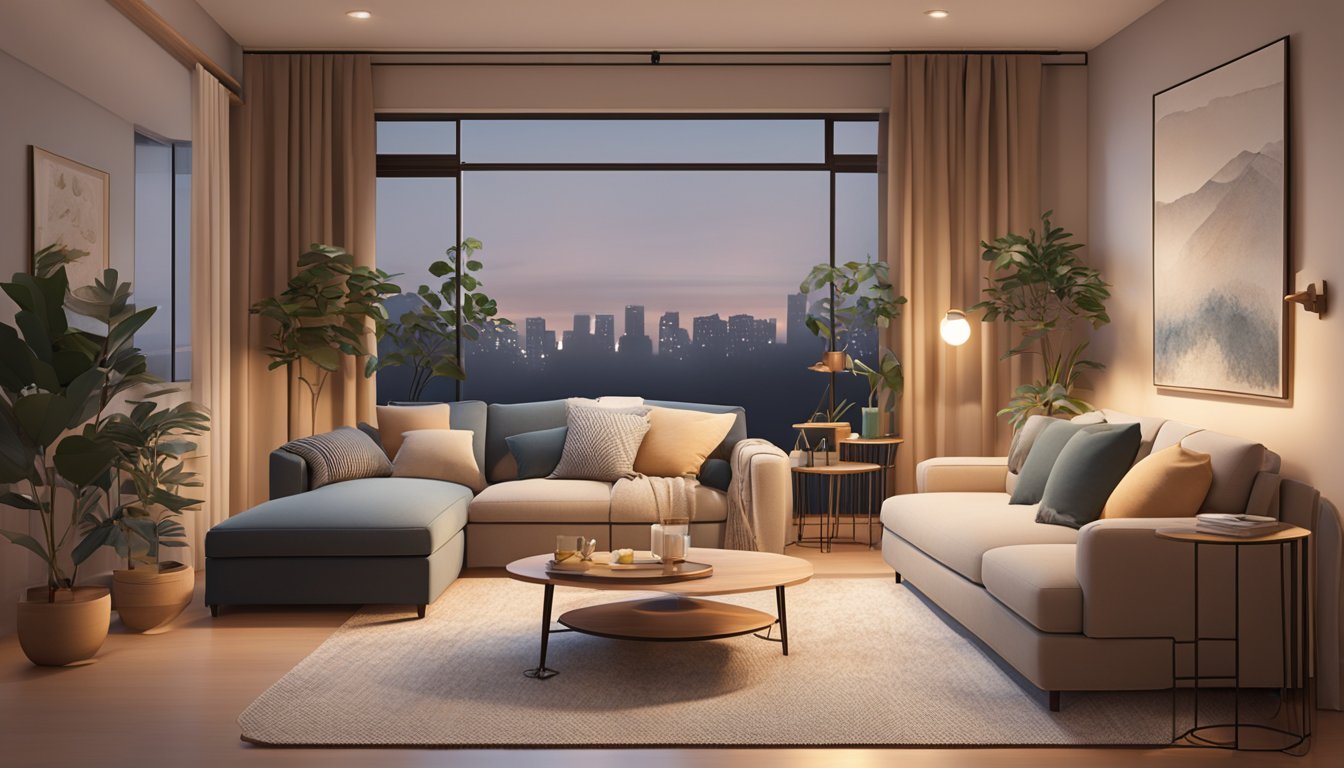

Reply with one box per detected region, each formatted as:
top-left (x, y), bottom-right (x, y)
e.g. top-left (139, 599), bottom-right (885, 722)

top-left (375, 120), bottom-right (878, 345)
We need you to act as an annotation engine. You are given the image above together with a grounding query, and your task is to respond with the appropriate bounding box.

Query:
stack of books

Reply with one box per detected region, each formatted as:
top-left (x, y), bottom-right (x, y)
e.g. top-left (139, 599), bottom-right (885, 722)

top-left (1194, 513), bottom-right (1282, 537)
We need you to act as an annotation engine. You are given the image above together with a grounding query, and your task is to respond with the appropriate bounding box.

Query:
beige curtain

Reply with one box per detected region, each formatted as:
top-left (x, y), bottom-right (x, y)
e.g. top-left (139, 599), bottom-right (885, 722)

top-left (230, 54), bottom-right (377, 511)
top-left (885, 54), bottom-right (1042, 493)
top-left (189, 65), bottom-right (232, 562)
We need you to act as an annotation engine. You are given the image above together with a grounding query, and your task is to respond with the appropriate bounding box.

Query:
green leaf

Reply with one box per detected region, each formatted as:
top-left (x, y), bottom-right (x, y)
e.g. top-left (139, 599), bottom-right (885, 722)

top-left (0, 529), bottom-right (50, 563)
top-left (53, 434), bottom-right (118, 486)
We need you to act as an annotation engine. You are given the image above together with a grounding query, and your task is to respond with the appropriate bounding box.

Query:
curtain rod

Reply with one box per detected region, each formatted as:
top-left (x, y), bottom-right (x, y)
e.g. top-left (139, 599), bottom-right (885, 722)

top-left (243, 48), bottom-right (1086, 64)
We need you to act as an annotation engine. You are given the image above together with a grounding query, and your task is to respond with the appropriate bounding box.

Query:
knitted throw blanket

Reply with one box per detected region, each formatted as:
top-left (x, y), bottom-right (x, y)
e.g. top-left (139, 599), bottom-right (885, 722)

top-left (725, 438), bottom-right (783, 552)
top-left (610, 475), bottom-right (699, 524)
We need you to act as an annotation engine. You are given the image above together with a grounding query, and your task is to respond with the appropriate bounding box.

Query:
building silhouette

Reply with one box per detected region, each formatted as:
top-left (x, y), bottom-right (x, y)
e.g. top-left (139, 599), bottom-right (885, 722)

top-left (619, 304), bottom-right (653, 356)
top-left (787, 292), bottom-right (811, 347)
top-left (525, 317), bottom-right (548, 360)
top-left (692, 313), bottom-right (728, 357)
top-left (594, 314), bottom-right (615, 353)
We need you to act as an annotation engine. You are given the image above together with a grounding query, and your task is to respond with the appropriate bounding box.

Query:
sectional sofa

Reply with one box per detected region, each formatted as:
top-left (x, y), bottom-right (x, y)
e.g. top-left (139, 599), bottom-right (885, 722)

top-left (204, 399), bottom-right (790, 616)
top-left (881, 408), bottom-right (1341, 710)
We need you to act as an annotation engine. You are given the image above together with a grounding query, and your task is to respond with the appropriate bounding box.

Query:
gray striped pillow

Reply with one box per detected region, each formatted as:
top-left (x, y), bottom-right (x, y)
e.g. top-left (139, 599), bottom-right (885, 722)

top-left (282, 426), bottom-right (393, 489)
top-left (549, 405), bottom-right (651, 482)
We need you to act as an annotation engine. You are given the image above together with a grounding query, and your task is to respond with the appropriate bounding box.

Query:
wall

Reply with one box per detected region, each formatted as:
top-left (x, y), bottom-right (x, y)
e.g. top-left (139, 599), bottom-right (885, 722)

top-left (1087, 0), bottom-right (1344, 507)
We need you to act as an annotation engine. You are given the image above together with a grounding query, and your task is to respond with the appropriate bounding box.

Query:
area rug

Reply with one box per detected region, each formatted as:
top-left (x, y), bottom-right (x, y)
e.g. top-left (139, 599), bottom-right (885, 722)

top-left (239, 577), bottom-right (1216, 747)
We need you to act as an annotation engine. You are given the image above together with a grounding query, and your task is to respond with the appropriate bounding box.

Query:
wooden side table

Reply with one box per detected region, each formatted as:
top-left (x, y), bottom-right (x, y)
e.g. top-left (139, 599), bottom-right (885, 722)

top-left (839, 436), bottom-right (903, 546)
top-left (791, 462), bottom-right (881, 553)
top-left (1155, 525), bottom-right (1313, 754)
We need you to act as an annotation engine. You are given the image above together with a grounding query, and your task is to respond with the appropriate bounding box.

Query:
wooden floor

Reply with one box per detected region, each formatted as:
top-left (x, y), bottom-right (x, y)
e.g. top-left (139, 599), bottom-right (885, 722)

top-left (1, 542), bottom-right (1340, 767)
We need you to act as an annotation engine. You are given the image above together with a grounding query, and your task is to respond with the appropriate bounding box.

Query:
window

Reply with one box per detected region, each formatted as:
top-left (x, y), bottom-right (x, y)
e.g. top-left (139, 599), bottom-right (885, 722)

top-left (133, 133), bottom-right (191, 381)
top-left (375, 117), bottom-right (879, 449)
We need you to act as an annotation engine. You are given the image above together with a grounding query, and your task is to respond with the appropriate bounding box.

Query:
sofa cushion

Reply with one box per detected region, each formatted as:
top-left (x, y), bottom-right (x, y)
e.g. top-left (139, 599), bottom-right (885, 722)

top-left (981, 544), bottom-right (1083, 634)
top-left (609, 483), bottom-right (729, 523)
top-left (634, 407), bottom-right (736, 478)
top-left (506, 426), bottom-right (568, 480)
top-left (645, 400), bottom-right (747, 462)
top-left (698, 458), bottom-right (732, 492)
top-left (205, 477), bottom-right (469, 558)
top-left (1007, 414), bottom-right (1054, 474)
top-left (1097, 409), bottom-right (1168, 463)
top-left (484, 400), bottom-right (568, 483)
top-left (1101, 444), bottom-right (1212, 519)
top-left (468, 478), bottom-right (613, 523)
top-left (1035, 423), bottom-right (1141, 529)
top-left (391, 429), bottom-right (486, 492)
top-left (880, 492), bottom-right (1078, 584)
top-left (279, 427), bottom-right (392, 489)
top-left (1009, 420), bottom-right (1089, 505)
top-left (376, 403), bottom-right (452, 460)
top-left (549, 404), bottom-right (651, 482)
top-left (1181, 430), bottom-right (1272, 516)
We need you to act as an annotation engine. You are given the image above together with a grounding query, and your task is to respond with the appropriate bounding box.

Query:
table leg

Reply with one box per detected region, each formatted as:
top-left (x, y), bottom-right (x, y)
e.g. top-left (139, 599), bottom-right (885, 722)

top-left (523, 583), bottom-right (558, 679)
top-left (776, 585), bottom-right (790, 656)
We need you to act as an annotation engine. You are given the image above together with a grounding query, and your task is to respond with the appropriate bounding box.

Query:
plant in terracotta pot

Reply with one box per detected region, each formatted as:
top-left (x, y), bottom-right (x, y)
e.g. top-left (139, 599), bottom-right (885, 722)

top-left (0, 247), bottom-right (143, 665)
top-left (374, 238), bottom-right (511, 402)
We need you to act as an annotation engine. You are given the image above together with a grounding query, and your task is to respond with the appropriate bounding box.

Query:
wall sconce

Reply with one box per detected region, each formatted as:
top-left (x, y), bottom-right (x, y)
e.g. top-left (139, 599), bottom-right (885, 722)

top-left (1285, 281), bottom-right (1326, 317)
top-left (940, 309), bottom-right (971, 346)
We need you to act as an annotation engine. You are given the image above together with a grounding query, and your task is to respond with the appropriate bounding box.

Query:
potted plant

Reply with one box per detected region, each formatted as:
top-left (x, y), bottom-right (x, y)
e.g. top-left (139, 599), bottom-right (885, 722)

top-left (851, 349), bottom-right (903, 438)
top-left (797, 257), bottom-right (907, 441)
top-left (971, 211), bottom-right (1111, 429)
top-left (0, 247), bottom-right (149, 665)
top-left (249, 244), bottom-right (399, 434)
top-left (375, 238), bottom-right (511, 402)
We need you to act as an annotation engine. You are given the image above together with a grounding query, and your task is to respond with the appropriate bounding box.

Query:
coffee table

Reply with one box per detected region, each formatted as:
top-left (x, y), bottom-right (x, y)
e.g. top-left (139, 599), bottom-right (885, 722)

top-left (505, 547), bottom-right (813, 679)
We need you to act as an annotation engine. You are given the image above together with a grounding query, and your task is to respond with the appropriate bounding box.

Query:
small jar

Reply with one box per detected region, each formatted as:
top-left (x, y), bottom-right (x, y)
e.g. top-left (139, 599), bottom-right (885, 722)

top-left (659, 517), bottom-right (690, 562)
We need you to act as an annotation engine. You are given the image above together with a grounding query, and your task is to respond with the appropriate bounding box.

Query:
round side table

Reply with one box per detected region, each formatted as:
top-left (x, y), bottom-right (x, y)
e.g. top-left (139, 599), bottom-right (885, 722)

top-left (790, 461), bottom-right (881, 553)
top-left (1155, 525), bottom-right (1312, 754)
top-left (839, 436), bottom-right (903, 546)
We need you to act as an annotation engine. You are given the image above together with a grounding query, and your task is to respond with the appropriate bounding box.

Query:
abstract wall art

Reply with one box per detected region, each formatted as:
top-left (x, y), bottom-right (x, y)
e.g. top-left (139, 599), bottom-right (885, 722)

top-left (1152, 37), bottom-right (1288, 398)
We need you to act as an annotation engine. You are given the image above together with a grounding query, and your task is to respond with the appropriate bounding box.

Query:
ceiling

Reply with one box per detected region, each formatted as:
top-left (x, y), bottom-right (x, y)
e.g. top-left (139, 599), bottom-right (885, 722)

top-left (196, 0), bottom-right (1164, 52)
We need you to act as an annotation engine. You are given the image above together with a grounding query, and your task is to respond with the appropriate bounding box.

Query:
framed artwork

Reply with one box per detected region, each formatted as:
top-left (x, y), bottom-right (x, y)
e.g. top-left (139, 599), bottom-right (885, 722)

top-left (31, 146), bottom-right (110, 288)
top-left (1152, 37), bottom-right (1288, 399)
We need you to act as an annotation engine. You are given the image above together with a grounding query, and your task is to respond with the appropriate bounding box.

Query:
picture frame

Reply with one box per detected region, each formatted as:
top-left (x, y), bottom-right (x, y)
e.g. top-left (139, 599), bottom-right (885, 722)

top-left (1151, 37), bottom-right (1289, 399)
top-left (30, 145), bottom-right (110, 288)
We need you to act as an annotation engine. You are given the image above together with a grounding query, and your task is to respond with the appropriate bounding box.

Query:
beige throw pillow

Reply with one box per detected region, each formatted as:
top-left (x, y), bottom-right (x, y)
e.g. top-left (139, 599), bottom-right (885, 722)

top-left (391, 429), bottom-right (485, 492)
top-left (1101, 444), bottom-right (1212, 519)
top-left (634, 407), bottom-right (736, 478)
top-left (377, 403), bottom-right (451, 459)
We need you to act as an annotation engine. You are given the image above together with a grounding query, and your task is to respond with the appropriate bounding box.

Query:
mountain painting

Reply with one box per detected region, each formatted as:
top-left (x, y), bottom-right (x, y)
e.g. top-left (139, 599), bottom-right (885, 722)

top-left (1152, 38), bottom-right (1287, 398)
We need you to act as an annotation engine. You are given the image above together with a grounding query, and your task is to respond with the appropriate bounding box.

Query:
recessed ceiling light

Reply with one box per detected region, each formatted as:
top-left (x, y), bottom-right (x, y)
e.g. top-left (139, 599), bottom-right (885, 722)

top-left (924, 9), bottom-right (950, 19)
top-left (346, 10), bottom-right (372, 20)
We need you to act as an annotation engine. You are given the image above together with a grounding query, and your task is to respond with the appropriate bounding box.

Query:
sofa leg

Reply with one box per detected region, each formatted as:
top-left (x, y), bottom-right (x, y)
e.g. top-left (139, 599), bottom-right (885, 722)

top-left (893, 571), bottom-right (902, 584)
top-left (1049, 691), bottom-right (1061, 712)
top-left (417, 604), bottom-right (427, 619)
top-left (209, 604), bottom-right (219, 618)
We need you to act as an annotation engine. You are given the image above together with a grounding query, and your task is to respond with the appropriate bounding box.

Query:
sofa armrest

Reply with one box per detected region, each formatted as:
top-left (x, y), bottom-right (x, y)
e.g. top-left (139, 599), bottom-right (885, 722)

top-left (1077, 517), bottom-right (1281, 645)
top-left (916, 457), bottom-right (1008, 494)
top-left (740, 443), bottom-right (790, 554)
top-left (269, 448), bottom-right (310, 499)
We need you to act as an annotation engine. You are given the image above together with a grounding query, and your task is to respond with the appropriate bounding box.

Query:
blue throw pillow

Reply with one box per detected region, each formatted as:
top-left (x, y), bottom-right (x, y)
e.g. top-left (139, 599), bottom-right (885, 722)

top-left (506, 426), bottom-right (569, 480)
top-left (1036, 423), bottom-right (1142, 529)
top-left (1009, 419), bottom-right (1090, 505)
top-left (698, 458), bottom-right (732, 492)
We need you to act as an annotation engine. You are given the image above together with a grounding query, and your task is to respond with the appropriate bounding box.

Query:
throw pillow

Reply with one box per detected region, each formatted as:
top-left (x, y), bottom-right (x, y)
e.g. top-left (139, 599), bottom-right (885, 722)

top-left (376, 403), bottom-right (451, 460)
top-left (391, 429), bottom-right (486, 492)
top-left (1008, 419), bottom-right (1090, 505)
top-left (1101, 444), bottom-right (1213, 519)
top-left (1035, 423), bottom-right (1142, 529)
top-left (1007, 414), bottom-right (1055, 475)
top-left (506, 426), bottom-right (569, 480)
top-left (549, 404), bottom-right (651, 482)
top-left (281, 426), bottom-right (392, 490)
top-left (633, 407), bottom-right (736, 478)
top-left (698, 458), bottom-right (732, 492)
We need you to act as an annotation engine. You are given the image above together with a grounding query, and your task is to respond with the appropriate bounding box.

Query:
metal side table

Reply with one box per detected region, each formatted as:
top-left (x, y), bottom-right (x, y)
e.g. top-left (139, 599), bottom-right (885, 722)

top-left (838, 436), bottom-right (903, 546)
top-left (1156, 525), bottom-right (1312, 754)
top-left (791, 461), bottom-right (881, 553)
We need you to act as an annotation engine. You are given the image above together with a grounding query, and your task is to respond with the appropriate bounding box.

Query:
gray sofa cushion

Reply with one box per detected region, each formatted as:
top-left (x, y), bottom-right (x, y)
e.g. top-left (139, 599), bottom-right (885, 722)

top-left (506, 426), bottom-right (568, 480)
top-left (1009, 419), bottom-right (1090, 505)
top-left (485, 400), bottom-right (568, 482)
top-left (206, 478), bottom-right (471, 558)
top-left (1035, 423), bottom-right (1141, 529)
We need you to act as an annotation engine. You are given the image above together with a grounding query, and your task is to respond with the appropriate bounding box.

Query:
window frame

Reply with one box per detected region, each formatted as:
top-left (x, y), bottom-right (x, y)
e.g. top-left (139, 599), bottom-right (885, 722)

top-left (374, 113), bottom-right (881, 401)
top-left (133, 130), bottom-right (192, 382)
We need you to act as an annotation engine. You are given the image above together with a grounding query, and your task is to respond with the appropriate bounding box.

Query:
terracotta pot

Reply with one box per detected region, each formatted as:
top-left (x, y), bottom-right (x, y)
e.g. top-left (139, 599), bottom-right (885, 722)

top-left (822, 351), bottom-right (847, 372)
top-left (112, 562), bottom-right (194, 632)
top-left (17, 586), bottom-right (111, 666)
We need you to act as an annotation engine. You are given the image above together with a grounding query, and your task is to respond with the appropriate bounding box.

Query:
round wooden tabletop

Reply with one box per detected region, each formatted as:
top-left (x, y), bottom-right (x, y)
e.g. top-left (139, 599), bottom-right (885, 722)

top-left (841, 436), bottom-right (905, 445)
top-left (1155, 524), bottom-right (1310, 545)
top-left (790, 461), bottom-right (882, 476)
top-left (505, 547), bottom-right (814, 597)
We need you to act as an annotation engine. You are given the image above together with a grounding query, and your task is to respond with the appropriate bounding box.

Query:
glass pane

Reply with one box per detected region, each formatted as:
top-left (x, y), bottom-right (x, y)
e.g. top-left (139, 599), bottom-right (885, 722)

top-left (461, 120), bottom-right (824, 164)
top-left (172, 143), bottom-right (191, 382)
top-left (833, 173), bottom-right (881, 419)
top-left (833, 120), bottom-right (879, 156)
top-left (458, 170), bottom-right (832, 451)
top-left (377, 120), bottom-right (457, 155)
top-left (134, 134), bottom-right (173, 381)
top-left (375, 177), bottom-right (458, 403)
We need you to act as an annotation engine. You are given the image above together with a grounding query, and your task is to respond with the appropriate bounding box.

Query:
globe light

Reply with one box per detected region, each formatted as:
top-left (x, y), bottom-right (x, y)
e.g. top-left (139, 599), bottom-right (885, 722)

top-left (940, 309), bottom-right (971, 346)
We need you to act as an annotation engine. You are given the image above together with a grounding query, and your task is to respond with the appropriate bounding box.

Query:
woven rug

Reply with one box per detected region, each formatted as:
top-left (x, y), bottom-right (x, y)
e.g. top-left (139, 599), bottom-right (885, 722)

top-left (238, 577), bottom-right (1228, 747)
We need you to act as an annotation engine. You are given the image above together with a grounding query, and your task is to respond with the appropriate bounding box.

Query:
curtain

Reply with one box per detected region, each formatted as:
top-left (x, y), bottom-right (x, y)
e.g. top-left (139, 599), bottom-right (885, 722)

top-left (230, 54), bottom-right (377, 511)
top-left (884, 54), bottom-right (1042, 493)
top-left (189, 65), bottom-right (232, 564)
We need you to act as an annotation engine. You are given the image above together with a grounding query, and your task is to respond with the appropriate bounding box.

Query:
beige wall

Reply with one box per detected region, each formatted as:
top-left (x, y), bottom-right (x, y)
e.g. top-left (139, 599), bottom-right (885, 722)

top-left (1087, 0), bottom-right (1344, 506)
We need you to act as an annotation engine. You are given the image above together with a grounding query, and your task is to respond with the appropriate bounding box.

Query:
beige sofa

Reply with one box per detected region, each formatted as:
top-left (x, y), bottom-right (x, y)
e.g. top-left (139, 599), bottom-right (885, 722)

top-left (881, 409), bottom-right (1337, 710)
